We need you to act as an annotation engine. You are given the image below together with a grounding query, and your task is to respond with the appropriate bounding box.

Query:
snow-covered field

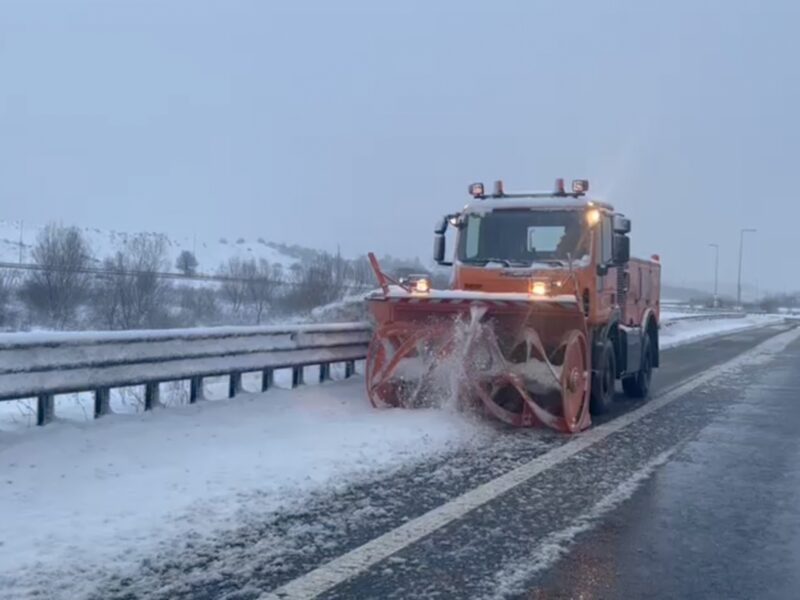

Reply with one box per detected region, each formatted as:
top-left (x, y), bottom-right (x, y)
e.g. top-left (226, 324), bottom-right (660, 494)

top-left (0, 219), bottom-right (298, 274)
top-left (0, 312), bottom-right (786, 599)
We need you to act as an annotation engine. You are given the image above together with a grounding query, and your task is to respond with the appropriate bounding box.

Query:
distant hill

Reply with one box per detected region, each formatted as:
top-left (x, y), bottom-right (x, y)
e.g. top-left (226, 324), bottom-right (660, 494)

top-left (0, 220), bottom-right (300, 274)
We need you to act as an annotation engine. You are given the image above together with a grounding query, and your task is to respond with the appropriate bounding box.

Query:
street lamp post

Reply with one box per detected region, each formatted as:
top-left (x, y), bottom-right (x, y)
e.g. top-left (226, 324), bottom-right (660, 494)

top-left (737, 228), bottom-right (757, 307)
top-left (709, 243), bottom-right (719, 307)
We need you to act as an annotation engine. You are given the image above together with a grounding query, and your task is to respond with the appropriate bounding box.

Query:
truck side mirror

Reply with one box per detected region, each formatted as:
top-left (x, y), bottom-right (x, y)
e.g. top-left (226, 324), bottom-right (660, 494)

top-left (613, 234), bottom-right (630, 264)
top-left (433, 234), bottom-right (447, 264)
top-left (613, 216), bottom-right (631, 234)
top-left (434, 217), bottom-right (448, 235)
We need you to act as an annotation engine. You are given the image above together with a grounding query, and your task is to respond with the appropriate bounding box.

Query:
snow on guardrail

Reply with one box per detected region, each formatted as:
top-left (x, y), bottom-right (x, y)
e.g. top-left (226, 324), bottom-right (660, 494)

top-left (660, 312), bottom-right (745, 326)
top-left (0, 322), bottom-right (372, 426)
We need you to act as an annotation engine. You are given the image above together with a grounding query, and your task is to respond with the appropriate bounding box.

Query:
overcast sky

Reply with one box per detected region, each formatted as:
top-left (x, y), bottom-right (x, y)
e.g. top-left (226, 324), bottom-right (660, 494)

top-left (2, 0), bottom-right (799, 292)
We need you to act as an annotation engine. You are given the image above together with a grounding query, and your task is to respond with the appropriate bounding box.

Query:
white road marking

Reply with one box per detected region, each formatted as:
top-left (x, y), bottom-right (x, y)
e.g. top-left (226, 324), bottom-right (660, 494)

top-left (478, 446), bottom-right (679, 600)
top-left (261, 326), bottom-right (800, 600)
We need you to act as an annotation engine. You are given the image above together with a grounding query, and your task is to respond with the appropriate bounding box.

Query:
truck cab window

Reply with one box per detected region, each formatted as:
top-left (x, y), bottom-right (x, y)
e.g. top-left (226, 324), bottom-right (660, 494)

top-left (601, 216), bottom-right (613, 264)
top-left (464, 215), bottom-right (481, 258)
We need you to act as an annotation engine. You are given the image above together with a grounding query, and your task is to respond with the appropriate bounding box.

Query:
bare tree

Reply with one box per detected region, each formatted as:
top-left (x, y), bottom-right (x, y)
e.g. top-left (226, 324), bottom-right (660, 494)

top-left (177, 286), bottom-right (220, 326)
top-left (175, 250), bottom-right (199, 276)
top-left (219, 257), bottom-right (281, 323)
top-left (0, 269), bottom-right (17, 327)
top-left (245, 259), bottom-right (281, 324)
top-left (90, 271), bottom-right (120, 330)
top-left (219, 257), bottom-right (248, 317)
top-left (92, 235), bottom-right (170, 329)
top-left (21, 224), bottom-right (92, 328)
top-left (350, 255), bottom-right (375, 288)
top-left (281, 252), bottom-right (346, 313)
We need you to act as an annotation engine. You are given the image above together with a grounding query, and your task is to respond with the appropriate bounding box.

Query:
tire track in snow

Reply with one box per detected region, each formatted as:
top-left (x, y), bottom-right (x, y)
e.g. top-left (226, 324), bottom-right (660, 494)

top-left (89, 431), bottom-right (564, 600)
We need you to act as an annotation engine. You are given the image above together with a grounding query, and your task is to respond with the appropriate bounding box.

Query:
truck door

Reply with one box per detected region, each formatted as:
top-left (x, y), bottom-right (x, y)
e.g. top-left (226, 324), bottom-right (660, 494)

top-left (596, 215), bottom-right (617, 319)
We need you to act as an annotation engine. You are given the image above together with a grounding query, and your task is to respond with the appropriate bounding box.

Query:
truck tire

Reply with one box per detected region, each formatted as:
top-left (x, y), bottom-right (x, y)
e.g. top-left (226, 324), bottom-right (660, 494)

top-left (623, 334), bottom-right (653, 399)
top-left (590, 339), bottom-right (616, 415)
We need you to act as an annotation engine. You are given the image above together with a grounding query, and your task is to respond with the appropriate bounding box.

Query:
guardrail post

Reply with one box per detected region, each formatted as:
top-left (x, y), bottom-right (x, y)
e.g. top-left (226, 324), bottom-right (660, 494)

top-left (292, 366), bottom-right (304, 388)
top-left (189, 376), bottom-right (204, 403)
top-left (345, 360), bottom-right (356, 379)
top-left (144, 382), bottom-right (160, 411)
top-left (262, 368), bottom-right (274, 392)
top-left (94, 388), bottom-right (111, 418)
top-left (319, 363), bottom-right (331, 383)
top-left (37, 394), bottom-right (54, 426)
top-left (229, 372), bottom-right (242, 398)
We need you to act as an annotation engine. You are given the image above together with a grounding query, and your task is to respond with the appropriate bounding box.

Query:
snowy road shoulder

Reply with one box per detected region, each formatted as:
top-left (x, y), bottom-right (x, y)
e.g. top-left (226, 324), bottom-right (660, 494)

top-left (0, 380), bottom-right (488, 600)
top-left (660, 314), bottom-right (782, 349)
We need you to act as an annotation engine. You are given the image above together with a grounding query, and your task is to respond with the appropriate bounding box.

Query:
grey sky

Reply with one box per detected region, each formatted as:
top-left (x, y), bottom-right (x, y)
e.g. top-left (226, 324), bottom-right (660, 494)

top-left (2, 0), bottom-right (799, 292)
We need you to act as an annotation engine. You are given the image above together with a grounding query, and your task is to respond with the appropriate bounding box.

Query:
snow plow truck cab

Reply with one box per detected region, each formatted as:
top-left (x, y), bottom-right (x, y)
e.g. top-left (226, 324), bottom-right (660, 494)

top-left (365, 179), bottom-right (661, 433)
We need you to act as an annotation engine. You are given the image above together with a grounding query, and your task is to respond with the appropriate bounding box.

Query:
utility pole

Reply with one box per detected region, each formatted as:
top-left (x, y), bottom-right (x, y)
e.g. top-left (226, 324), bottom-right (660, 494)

top-left (709, 243), bottom-right (719, 307)
top-left (18, 220), bottom-right (23, 264)
top-left (737, 228), bottom-right (756, 307)
top-left (335, 243), bottom-right (342, 284)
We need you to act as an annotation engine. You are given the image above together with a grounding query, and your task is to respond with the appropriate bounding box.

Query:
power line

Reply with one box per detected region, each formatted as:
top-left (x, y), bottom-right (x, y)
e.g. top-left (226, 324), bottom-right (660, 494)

top-left (0, 260), bottom-right (374, 290)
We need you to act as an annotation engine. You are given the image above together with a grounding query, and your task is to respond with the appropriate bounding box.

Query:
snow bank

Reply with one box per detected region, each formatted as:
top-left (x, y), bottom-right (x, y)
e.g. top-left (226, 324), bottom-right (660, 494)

top-left (660, 314), bottom-right (783, 349)
top-left (661, 308), bottom-right (702, 321)
top-left (309, 292), bottom-right (371, 323)
top-left (0, 378), bottom-right (486, 599)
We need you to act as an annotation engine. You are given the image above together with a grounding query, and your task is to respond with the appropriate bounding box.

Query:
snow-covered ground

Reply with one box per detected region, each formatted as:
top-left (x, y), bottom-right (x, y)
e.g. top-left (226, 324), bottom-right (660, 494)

top-left (0, 219), bottom-right (298, 274)
top-left (660, 308), bottom-right (705, 321)
top-left (0, 312), bottom-right (786, 599)
top-left (660, 314), bottom-right (782, 349)
top-left (0, 375), bottom-right (490, 599)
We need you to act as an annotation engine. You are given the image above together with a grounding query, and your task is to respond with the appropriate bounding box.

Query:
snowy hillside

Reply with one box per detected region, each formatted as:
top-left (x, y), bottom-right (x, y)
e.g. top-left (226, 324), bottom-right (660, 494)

top-left (0, 220), bottom-right (299, 274)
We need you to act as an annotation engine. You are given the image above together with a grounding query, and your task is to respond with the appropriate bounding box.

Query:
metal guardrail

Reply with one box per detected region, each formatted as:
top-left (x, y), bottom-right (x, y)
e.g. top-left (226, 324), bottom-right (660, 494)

top-left (661, 312), bottom-right (745, 326)
top-left (0, 311), bottom-right (750, 427)
top-left (0, 322), bottom-right (373, 426)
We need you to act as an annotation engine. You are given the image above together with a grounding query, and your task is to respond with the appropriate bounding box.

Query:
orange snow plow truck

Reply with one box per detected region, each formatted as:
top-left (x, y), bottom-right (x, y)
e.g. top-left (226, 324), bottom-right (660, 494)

top-left (365, 179), bottom-right (660, 433)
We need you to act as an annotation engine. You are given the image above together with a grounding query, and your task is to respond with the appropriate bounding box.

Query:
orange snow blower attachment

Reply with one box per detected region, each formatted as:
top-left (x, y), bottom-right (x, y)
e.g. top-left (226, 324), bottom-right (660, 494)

top-left (364, 253), bottom-right (591, 433)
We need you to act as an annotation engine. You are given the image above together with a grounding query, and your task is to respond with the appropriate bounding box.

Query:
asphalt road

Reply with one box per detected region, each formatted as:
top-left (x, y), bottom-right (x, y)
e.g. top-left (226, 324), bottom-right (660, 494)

top-left (91, 322), bottom-right (800, 600)
top-left (528, 326), bottom-right (800, 600)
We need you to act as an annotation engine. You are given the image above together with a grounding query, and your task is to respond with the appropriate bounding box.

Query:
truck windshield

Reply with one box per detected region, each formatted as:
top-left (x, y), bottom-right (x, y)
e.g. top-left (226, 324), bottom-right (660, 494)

top-left (456, 209), bottom-right (589, 266)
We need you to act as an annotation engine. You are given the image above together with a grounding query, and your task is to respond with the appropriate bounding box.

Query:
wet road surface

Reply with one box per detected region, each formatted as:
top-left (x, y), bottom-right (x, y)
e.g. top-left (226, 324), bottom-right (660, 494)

top-left (528, 327), bottom-right (800, 600)
top-left (88, 323), bottom-right (800, 600)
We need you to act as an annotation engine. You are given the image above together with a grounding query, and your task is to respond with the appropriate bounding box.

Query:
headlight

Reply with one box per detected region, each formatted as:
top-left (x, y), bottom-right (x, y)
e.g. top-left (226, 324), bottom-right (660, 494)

top-left (399, 274), bottom-right (432, 294)
top-left (414, 278), bottom-right (431, 293)
top-left (529, 280), bottom-right (549, 296)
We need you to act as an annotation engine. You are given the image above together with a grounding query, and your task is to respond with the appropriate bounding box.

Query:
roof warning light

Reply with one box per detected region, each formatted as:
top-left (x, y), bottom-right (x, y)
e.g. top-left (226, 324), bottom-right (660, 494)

top-left (572, 179), bottom-right (589, 194)
top-left (468, 182), bottom-right (485, 198)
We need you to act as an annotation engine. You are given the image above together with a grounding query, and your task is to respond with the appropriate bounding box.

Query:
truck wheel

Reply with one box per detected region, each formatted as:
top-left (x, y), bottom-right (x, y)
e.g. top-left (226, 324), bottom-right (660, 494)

top-left (623, 335), bottom-right (653, 399)
top-left (590, 339), bottom-right (616, 415)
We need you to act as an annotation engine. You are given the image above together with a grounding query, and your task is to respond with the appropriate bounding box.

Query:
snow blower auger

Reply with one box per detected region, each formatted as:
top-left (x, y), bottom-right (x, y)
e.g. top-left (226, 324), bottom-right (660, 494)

top-left (365, 256), bottom-right (590, 432)
top-left (363, 178), bottom-right (662, 433)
